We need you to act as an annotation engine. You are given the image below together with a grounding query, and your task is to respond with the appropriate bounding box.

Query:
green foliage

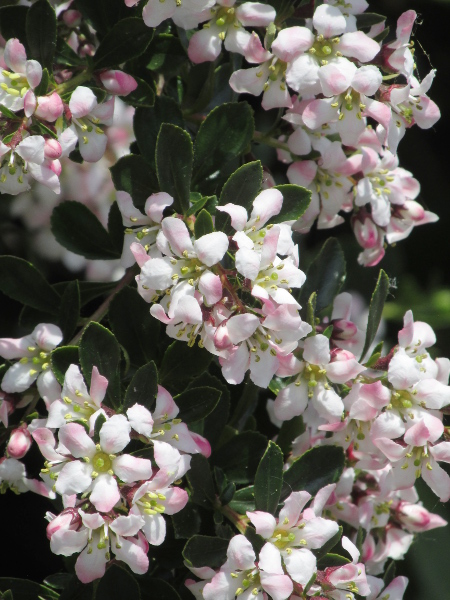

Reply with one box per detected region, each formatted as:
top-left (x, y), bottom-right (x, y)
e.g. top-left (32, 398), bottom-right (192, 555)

top-left (156, 124), bottom-right (193, 214)
top-left (0, 579), bottom-right (58, 600)
top-left (194, 209), bottom-right (214, 238)
top-left (123, 361), bottom-right (158, 412)
top-left (51, 346), bottom-right (79, 385)
top-left (59, 280), bottom-right (80, 343)
top-left (254, 441), bottom-right (284, 515)
top-left (95, 565), bottom-right (140, 600)
top-left (183, 536), bottom-right (229, 568)
top-left (51, 202), bottom-right (121, 260)
top-left (211, 431), bottom-right (267, 484)
top-left (26, 0), bottom-right (56, 70)
top-left (186, 454), bottom-right (216, 508)
top-left (159, 341), bottom-right (212, 395)
top-left (93, 17), bottom-right (153, 69)
top-left (174, 386), bottom-right (221, 423)
top-left (110, 155), bottom-right (159, 211)
top-left (360, 269), bottom-right (390, 361)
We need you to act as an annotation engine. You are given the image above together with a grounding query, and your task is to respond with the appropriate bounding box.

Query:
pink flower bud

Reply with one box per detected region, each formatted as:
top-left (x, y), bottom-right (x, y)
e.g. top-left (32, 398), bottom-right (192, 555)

top-left (330, 348), bottom-right (356, 363)
top-left (7, 426), bottom-right (31, 459)
top-left (214, 323), bottom-right (232, 351)
top-left (46, 508), bottom-right (81, 539)
top-left (99, 70), bottom-right (138, 96)
top-left (49, 159), bottom-right (62, 176)
top-left (36, 93), bottom-right (64, 122)
top-left (398, 502), bottom-right (447, 532)
top-left (62, 10), bottom-right (82, 27)
top-left (332, 319), bottom-right (358, 340)
top-left (44, 138), bottom-right (62, 160)
top-left (352, 216), bottom-right (380, 249)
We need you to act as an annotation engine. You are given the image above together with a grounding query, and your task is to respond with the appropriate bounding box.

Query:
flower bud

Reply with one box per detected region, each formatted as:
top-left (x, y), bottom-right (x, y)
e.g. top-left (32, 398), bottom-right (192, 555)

top-left (99, 70), bottom-right (138, 96)
top-left (46, 508), bottom-right (81, 539)
top-left (44, 138), bottom-right (62, 160)
top-left (62, 9), bottom-right (82, 27)
top-left (7, 425), bottom-right (32, 459)
top-left (353, 216), bottom-right (380, 249)
top-left (36, 93), bottom-right (64, 122)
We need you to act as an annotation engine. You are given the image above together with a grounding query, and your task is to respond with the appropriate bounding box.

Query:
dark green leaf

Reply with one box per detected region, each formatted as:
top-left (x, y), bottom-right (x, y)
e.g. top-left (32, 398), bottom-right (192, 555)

top-left (146, 33), bottom-right (187, 75)
top-left (383, 560), bottom-right (397, 586)
top-left (0, 104), bottom-right (20, 120)
top-left (219, 481), bottom-right (236, 506)
top-left (107, 201), bottom-right (125, 256)
top-left (26, 0), bottom-right (56, 69)
top-left (133, 96), bottom-right (184, 168)
top-left (298, 238), bottom-right (346, 314)
top-left (0, 579), bottom-right (58, 600)
top-left (211, 431), bottom-right (267, 484)
top-left (356, 526), bottom-right (366, 554)
top-left (59, 280), bottom-right (80, 343)
top-left (175, 386), bottom-right (221, 423)
top-left (317, 553), bottom-right (350, 569)
top-left (159, 341), bottom-right (212, 395)
top-left (195, 374), bottom-right (230, 451)
top-left (280, 446), bottom-right (345, 501)
top-left (51, 346), bottom-right (79, 385)
top-left (172, 503), bottom-right (201, 540)
top-left (229, 485), bottom-right (255, 513)
top-left (215, 161), bottom-right (263, 234)
top-left (364, 340), bottom-right (384, 368)
top-left (183, 536), bottom-right (229, 568)
top-left (0, 7), bottom-right (28, 52)
top-left (254, 441), bottom-right (284, 514)
top-left (93, 412), bottom-right (106, 444)
top-left (55, 37), bottom-right (84, 66)
top-left (0, 590), bottom-right (13, 600)
top-left (139, 579), bottom-right (181, 600)
top-left (187, 194), bottom-right (218, 217)
top-left (74, 0), bottom-right (132, 35)
top-left (51, 201), bottom-right (120, 260)
top-left (79, 323), bottom-right (121, 409)
top-left (93, 17), bottom-right (152, 69)
top-left (44, 573), bottom-right (73, 590)
top-left (95, 565), bottom-right (140, 600)
top-left (186, 454), bottom-right (216, 508)
top-left (360, 269), bottom-right (390, 361)
top-left (271, 184), bottom-right (311, 224)
top-left (244, 525), bottom-right (265, 557)
top-left (194, 209), bottom-right (214, 238)
top-left (193, 102), bottom-right (254, 183)
top-left (110, 154), bottom-right (159, 211)
top-left (123, 361), bottom-right (158, 412)
top-left (229, 381), bottom-right (259, 432)
top-left (306, 292), bottom-right (317, 328)
top-left (0, 256), bottom-right (60, 313)
top-left (356, 12), bottom-right (386, 28)
top-left (109, 286), bottom-right (161, 367)
top-left (53, 280), bottom-right (118, 307)
top-left (121, 76), bottom-right (155, 108)
top-left (156, 123), bottom-right (193, 214)
top-left (276, 416), bottom-right (305, 456)
top-left (183, 62), bottom-right (216, 115)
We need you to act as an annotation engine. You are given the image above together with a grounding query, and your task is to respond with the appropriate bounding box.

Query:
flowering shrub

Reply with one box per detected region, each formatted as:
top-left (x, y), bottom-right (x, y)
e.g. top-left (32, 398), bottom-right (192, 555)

top-left (0, 0), bottom-right (447, 598)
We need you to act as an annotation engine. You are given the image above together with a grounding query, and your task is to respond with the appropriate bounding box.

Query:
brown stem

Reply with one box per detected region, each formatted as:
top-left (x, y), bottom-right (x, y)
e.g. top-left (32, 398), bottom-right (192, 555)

top-left (216, 264), bottom-right (246, 313)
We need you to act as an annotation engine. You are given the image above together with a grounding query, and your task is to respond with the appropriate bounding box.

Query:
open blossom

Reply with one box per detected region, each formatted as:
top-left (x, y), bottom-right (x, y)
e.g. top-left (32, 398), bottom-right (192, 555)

top-left (33, 416), bottom-right (153, 512)
top-left (0, 323), bottom-right (63, 394)
top-left (189, 1), bottom-right (276, 64)
top-left (0, 38), bottom-right (42, 111)
top-left (202, 534), bottom-right (293, 600)
top-left (142, 0), bottom-right (215, 29)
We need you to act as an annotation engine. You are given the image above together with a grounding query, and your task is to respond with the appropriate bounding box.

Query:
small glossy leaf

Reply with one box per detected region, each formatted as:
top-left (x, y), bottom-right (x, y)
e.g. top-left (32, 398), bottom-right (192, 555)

top-left (280, 446), bottom-right (345, 501)
top-left (298, 238), bottom-right (346, 314)
top-left (276, 416), bottom-right (305, 456)
top-left (194, 373), bottom-right (230, 451)
top-left (95, 565), bottom-right (140, 600)
top-left (74, 0), bottom-right (131, 34)
top-left (159, 341), bottom-right (212, 395)
top-left (194, 209), bottom-right (214, 238)
top-left (133, 97), bottom-right (183, 168)
top-left (33, 67), bottom-right (49, 97)
top-left (0, 256), bottom-right (60, 314)
top-left (0, 579), bottom-right (58, 600)
top-left (59, 280), bottom-right (80, 343)
top-left (26, 0), bottom-right (56, 69)
top-left (0, 6), bottom-right (28, 49)
top-left (55, 38), bottom-right (84, 66)
top-left (123, 361), bottom-right (158, 412)
top-left (356, 12), bottom-right (386, 28)
top-left (193, 102), bottom-right (254, 183)
top-left (317, 553), bottom-right (350, 569)
top-left (156, 123), bottom-right (193, 214)
top-left (183, 536), bottom-right (229, 568)
top-left (215, 161), bottom-right (263, 234)
top-left (229, 485), bottom-right (255, 513)
top-left (244, 525), bottom-right (265, 557)
top-left (254, 441), bottom-right (284, 514)
top-left (79, 323), bottom-right (121, 410)
top-left (110, 154), bottom-right (159, 211)
top-left (121, 76), bottom-right (155, 108)
top-left (51, 346), bottom-right (79, 385)
top-left (43, 573), bottom-right (73, 590)
top-left (107, 201), bottom-right (125, 256)
top-left (211, 431), bottom-right (267, 484)
top-left (0, 105), bottom-right (20, 120)
top-left (174, 386), bottom-right (221, 423)
top-left (360, 269), bottom-right (390, 361)
top-left (93, 18), bottom-right (152, 69)
top-left (51, 201), bottom-right (120, 260)
top-left (93, 412), bottom-right (106, 444)
top-left (271, 184), bottom-right (311, 224)
top-left (172, 503), bottom-right (201, 540)
top-left (313, 526), bottom-right (343, 560)
top-left (109, 286), bottom-right (161, 366)
top-left (186, 454), bottom-right (216, 508)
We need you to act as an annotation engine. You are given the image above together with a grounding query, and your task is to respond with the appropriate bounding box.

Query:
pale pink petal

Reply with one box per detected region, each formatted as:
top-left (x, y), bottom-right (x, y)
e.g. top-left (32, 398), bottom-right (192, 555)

top-left (163, 486), bottom-right (189, 515)
top-left (260, 572), bottom-right (293, 600)
top-left (145, 192), bottom-right (174, 223)
top-left (313, 4), bottom-right (346, 37)
top-left (50, 529), bottom-right (89, 556)
top-left (302, 97), bottom-right (337, 129)
top-left (32, 427), bottom-right (63, 462)
top-left (326, 358), bottom-right (365, 384)
top-left (69, 86), bottom-right (97, 118)
top-left (126, 404), bottom-right (154, 437)
top-left (422, 459), bottom-right (450, 502)
top-left (272, 27), bottom-right (314, 63)
top-left (55, 461), bottom-right (92, 495)
top-left (229, 66), bottom-right (268, 97)
top-left (78, 128), bottom-right (108, 163)
top-left (4, 38), bottom-right (27, 73)
top-left (279, 491), bottom-right (311, 525)
top-left (250, 188), bottom-right (283, 226)
top-left (188, 27), bottom-right (222, 63)
top-left (25, 60), bottom-right (43, 88)
top-left (142, 512), bottom-right (166, 545)
top-left (287, 160), bottom-right (317, 187)
top-left (75, 544), bottom-right (107, 583)
top-left (99, 414), bottom-right (131, 454)
top-left (113, 454), bottom-right (153, 482)
top-left (162, 217), bottom-right (194, 256)
top-left (32, 323), bottom-right (62, 351)
top-left (59, 423), bottom-right (96, 458)
top-left (283, 548), bottom-right (316, 585)
top-left (246, 511), bottom-right (276, 538)
top-left (0, 334), bottom-right (35, 359)
top-left (227, 534), bottom-right (256, 571)
top-left (154, 385), bottom-right (179, 420)
top-left (303, 334), bottom-right (330, 365)
top-left (287, 128), bottom-right (312, 155)
top-left (198, 270), bottom-right (223, 304)
top-left (89, 367), bottom-right (108, 406)
top-left (351, 65), bottom-right (382, 96)
top-left (430, 441), bottom-right (450, 464)
top-left (220, 344), bottom-right (249, 385)
top-left (273, 380), bottom-right (309, 421)
top-left (114, 536), bottom-right (149, 575)
top-left (236, 247), bottom-right (261, 280)
top-left (142, 0), bottom-right (176, 27)
top-left (35, 92), bottom-right (64, 121)
top-left (339, 31), bottom-right (380, 62)
top-left (318, 59), bottom-right (357, 97)
top-left (236, 2), bottom-right (276, 27)
top-left (223, 27), bottom-right (251, 56)
top-left (194, 231), bottom-right (229, 266)
top-left (216, 204), bottom-right (248, 231)
top-left (90, 473), bottom-right (120, 512)
top-left (226, 313), bottom-right (260, 345)
top-left (244, 31), bottom-right (272, 63)
top-left (16, 136), bottom-right (46, 165)
top-left (373, 438), bottom-right (407, 462)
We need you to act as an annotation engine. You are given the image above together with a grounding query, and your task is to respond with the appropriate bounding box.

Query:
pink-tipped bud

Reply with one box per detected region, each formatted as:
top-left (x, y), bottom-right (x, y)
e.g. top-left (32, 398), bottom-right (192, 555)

top-left (36, 92), bottom-right (64, 122)
top-left (62, 9), bottom-right (82, 27)
top-left (99, 70), bottom-right (138, 96)
top-left (44, 138), bottom-right (62, 160)
top-left (214, 323), bottom-right (232, 351)
top-left (46, 508), bottom-right (81, 539)
top-left (353, 217), bottom-right (381, 249)
top-left (50, 159), bottom-right (62, 176)
top-left (330, 348), bottom-right (356, 363)
top-left (7, 426), bottom-right (32, 459)
top-left (332, 319), bottom-right (358, 341)
top-left (398, 502), bottom-right (447, 532)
